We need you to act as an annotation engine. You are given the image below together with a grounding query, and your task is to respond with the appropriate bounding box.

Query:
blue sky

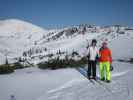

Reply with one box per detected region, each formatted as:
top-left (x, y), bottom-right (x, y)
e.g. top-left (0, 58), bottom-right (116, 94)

top-left (0, 0), bottom-right (133, 28)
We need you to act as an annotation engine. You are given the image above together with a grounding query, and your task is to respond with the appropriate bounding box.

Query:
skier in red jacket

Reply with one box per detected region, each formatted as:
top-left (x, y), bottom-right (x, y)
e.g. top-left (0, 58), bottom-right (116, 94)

top-left (99, 42), bottom-right (112, 83)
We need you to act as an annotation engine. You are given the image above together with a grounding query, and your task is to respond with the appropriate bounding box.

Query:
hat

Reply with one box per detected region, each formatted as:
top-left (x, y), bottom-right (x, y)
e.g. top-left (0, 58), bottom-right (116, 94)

top-left (102, 41), bottom-right (107, 45)
top-left (92, 39), bottom-right (97, 43)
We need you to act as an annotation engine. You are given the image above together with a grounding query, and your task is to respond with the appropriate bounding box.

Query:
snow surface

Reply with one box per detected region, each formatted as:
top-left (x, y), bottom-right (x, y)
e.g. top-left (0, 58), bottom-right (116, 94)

top-left (0, 31), bottom-right (133, 100)
top-left (0, 19), bottom-right (133, 100)
top-left (0, 19), bottom-right (132, 65)
top-left (0, 61), bottom-right (133, 100)
top-left (0, 19), bottom-right (49, 64)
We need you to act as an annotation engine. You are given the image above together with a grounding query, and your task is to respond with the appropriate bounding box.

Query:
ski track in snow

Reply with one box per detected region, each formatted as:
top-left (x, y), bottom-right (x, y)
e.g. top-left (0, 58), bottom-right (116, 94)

top-left (111, 70), bottom-right (130, 78)
top-left (38, 79), bottom-right (129, 100)
top-left (38, 70), bottom-right (130, 100)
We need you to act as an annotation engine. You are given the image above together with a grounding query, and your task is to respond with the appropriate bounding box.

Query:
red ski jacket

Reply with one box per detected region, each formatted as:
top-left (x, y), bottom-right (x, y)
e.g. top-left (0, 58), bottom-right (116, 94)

top-left (99, 47), bottom-right (112, 64)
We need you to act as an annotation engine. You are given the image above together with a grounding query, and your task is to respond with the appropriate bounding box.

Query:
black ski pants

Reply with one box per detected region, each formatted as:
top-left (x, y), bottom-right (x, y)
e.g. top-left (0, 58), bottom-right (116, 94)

top-left (87, 60), bottom-right (96, 78)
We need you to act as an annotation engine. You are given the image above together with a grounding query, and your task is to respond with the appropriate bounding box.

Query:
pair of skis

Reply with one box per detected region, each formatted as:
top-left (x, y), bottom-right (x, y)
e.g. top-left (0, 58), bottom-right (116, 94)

top-left (76, 67), bottom-right (111, 83)
top-left (76, 67), bottom-right (113, 93)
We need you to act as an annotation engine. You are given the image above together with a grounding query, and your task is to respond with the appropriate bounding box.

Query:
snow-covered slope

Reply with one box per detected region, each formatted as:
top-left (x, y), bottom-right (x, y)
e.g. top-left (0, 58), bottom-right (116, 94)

top-left (0, 20), bottom-right (133, 100)
top-left (0, 19), bottom-right (49, 64)
top-left (0, 19), bottom-right (133, 66)
top-left (0, 61), bottom-right (133, 100)
top-left (22, 24), bottom-right (133, 64)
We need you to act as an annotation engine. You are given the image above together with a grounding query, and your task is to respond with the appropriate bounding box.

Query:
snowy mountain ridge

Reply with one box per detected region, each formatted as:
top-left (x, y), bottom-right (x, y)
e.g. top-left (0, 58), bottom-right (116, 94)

top-left (0, 19), bottom-right (133, 65)
top-left (0, 19), bottom-right (49, 64)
